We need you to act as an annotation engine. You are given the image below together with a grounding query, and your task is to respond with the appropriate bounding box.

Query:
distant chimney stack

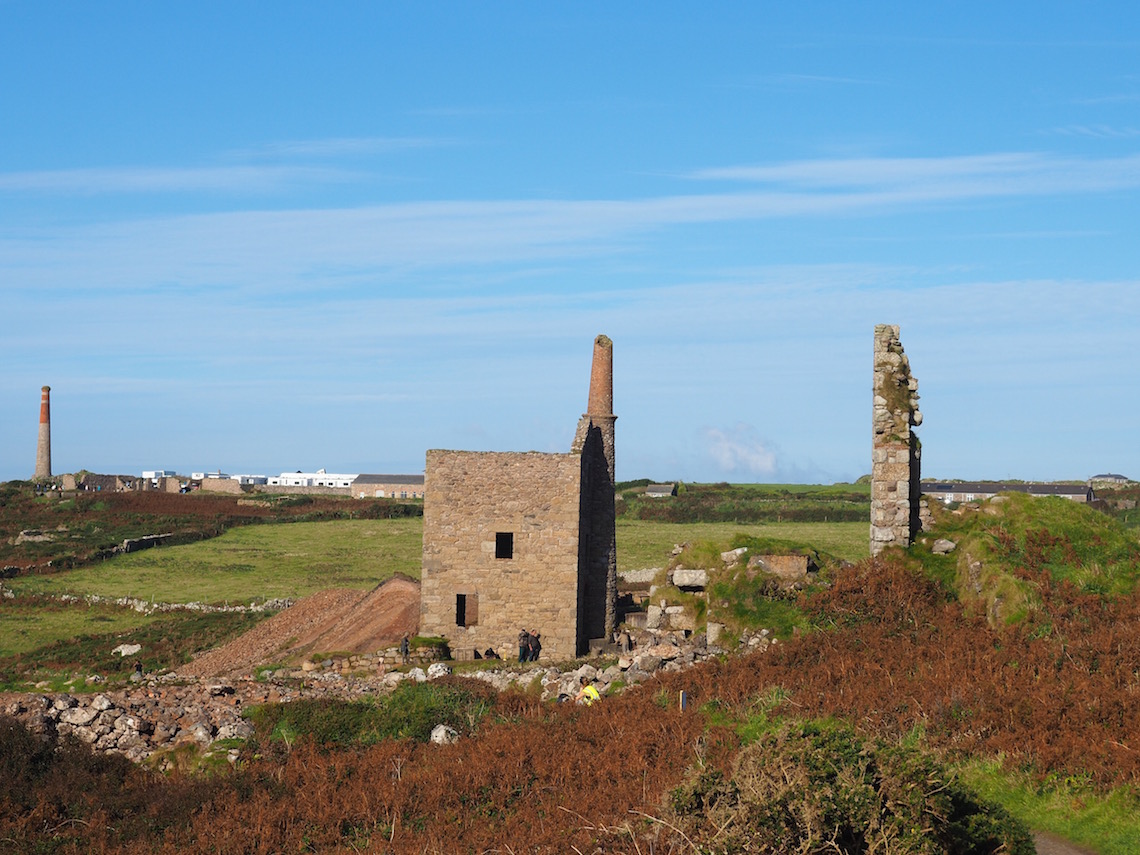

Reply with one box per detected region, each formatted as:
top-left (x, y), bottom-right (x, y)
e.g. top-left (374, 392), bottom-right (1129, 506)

top-left (34, 386), bottom-right (52, 480)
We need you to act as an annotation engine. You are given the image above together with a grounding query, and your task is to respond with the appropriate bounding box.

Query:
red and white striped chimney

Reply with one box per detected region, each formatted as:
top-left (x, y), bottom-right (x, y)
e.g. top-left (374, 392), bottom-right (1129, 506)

top-left (34, 386), bottom-right (52, 480)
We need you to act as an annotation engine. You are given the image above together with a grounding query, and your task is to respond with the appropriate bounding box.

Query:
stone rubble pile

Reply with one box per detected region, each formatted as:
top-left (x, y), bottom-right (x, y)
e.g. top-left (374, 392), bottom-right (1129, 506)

top-left (1, 627), bottom-right (777, 765)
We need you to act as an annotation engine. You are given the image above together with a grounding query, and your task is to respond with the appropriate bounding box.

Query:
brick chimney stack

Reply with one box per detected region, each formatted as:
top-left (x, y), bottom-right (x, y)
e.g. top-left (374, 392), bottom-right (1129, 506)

top-left (34, 386), bottom-right (52, 480)
top-left (585, 334), bottom-right (616, 481)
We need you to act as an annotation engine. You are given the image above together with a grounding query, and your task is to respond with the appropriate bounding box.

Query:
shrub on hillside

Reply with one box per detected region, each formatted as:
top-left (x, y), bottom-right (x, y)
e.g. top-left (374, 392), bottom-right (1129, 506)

top-left (247, 677), bottom-right (511, 751)
top-left (914, 492), bottom-right (1140, 619)
top-left (667, 720), bottom-right (1034, 854)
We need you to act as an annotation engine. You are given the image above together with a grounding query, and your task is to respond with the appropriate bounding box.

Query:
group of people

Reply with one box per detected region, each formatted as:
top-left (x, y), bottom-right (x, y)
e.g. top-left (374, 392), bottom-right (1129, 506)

top-left (517, 628), bottom-right (542, 662)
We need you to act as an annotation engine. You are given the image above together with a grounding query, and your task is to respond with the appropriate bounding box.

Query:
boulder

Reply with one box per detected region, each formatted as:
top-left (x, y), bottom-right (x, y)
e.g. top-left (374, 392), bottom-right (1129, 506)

top-left (182, 722), bottom-right (215, 747)
top-left (58, 706), bottom-right (98, 727)
top-left (635, 654), bottom-right (662, 674)
top-left (706, 622), bottom-right (725, 645)
top-left (216, 721), bottom-right (254, 741)
top-left (645, 605), bottom-right (663, 630)
top-left (932, 538), bottom-right (957, 555)
top-left (672, 568), bottom-right (708, 588)
top-left (426, 663), bottom-right (453, 680)
top-left (430, 724), bottom-right (459, 745)
top-left (720, 547), bottom-right (748, 565)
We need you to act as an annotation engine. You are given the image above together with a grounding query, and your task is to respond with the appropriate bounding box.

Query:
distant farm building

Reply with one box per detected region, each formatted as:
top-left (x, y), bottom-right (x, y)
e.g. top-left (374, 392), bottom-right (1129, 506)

top-left (267, 469), bottom-right (357, 489)
top-left (646, 483), bottom-right (677, 498)
top-left (1090, 473), bottom-right (1131, 485)
top-left (353, 474), bottom-right (425, 499)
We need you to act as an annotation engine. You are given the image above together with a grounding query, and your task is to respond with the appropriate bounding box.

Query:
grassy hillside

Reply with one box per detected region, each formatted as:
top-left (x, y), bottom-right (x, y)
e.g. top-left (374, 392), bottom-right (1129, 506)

top-left (6, 518), bottom-right (423, 604)
top-left (0, 602), bottom-right (260, 687)
top-left (908, 491), bottom-right (1140, 624)
top-left (0, 482), bottom-right (420, 572)
top-left (618, 480), bottom-right (869, 524)
top-left (618, 518), bottom-right (867, 568)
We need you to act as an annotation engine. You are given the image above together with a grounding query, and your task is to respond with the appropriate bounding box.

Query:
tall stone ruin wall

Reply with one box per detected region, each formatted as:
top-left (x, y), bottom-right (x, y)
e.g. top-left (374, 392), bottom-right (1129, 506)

top-left (871, 324), bottom-right (922, 556)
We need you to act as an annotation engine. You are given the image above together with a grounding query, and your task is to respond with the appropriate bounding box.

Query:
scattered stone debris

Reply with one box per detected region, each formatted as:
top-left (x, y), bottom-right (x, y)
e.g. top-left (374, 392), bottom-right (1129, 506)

top-left (0, 624), bottom-right (778, 765)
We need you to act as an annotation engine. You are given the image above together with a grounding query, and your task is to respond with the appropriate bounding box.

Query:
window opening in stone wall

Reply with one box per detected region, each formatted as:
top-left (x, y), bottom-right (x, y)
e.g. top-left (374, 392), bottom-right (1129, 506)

top-left (456, 593), bottom-right (478, 627)
top-left (495, 532), bottom-right (514, 559)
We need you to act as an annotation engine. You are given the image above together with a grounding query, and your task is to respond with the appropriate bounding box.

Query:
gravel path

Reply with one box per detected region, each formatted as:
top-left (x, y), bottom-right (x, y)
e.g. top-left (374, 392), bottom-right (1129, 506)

top-left (1032, 831), bottom-right (1100, 854)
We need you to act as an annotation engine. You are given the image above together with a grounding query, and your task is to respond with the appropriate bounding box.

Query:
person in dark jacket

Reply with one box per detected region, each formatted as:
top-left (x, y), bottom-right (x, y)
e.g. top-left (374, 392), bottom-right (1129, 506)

top-left (518, 628), bottom-right (531, 663)
top-left (527, 630), bottom-right (542, 662)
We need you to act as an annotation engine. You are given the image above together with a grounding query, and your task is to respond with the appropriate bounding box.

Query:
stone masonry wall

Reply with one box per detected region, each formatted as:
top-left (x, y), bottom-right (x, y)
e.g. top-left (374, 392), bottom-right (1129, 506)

top-left (420, 450), bottom-right (584, 660)
top-left (871, 324), bottom-right (923, 556)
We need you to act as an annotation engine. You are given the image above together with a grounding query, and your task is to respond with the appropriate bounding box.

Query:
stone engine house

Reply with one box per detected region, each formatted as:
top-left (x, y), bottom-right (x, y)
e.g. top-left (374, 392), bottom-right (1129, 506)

top-left (419, 335), bottom-right (618, 660)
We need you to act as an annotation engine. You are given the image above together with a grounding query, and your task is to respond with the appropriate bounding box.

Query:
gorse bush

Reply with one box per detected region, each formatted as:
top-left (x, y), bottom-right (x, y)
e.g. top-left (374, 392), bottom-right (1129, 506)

top-left (668, 721), bottom-right (1033, 854)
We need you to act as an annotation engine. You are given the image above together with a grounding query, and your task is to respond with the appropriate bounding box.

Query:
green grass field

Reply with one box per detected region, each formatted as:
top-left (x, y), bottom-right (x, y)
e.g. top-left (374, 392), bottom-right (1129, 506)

top-left (0, 601), bottom-right (164, 659)
top-left (7, 517), bottom-right (865, 605)
top-left (617, 519), bottom-right (868, 569)
top-left (6, 518), bottom-right (424, 605)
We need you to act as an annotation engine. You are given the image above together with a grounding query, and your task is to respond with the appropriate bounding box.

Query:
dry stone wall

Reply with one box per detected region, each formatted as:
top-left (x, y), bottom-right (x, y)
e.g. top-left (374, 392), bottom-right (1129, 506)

top-left (871, 324), bottom-right (923, 555)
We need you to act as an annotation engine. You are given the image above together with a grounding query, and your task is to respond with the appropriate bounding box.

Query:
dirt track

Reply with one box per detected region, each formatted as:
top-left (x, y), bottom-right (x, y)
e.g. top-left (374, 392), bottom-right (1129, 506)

top-left (178, 577), bottom-right (420, 679)
top-left (1031, 832), bottom-right (1099, 855)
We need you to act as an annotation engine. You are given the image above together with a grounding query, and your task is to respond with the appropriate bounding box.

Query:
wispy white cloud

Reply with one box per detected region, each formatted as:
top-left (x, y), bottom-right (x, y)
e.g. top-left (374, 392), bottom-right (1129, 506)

top-left (686, 152), bottom-right (1140, 192)
top-left (1049, 125), bottom-right (1140, 139)
top-left (1073, 93), bottom-right (1140, 105)
top-left (0, 165), bottom-right (353, 195)
top-left (230, 136), bottom-right (453, 159)
top-left (744, 72), bottom-right (880, 87)
top-left (702, 424), bottom-right (778, 476)
top-left (5, 152), bottom-right (1140, 295)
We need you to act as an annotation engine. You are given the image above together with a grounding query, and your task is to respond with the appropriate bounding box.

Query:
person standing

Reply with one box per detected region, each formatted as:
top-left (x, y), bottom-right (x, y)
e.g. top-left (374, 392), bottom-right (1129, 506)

top-left (400, 634), bottom-right (410, 665)
top-left (518, 628), bottom-right (531, 663)
top-left (528, 631), bottom-right (542, 662)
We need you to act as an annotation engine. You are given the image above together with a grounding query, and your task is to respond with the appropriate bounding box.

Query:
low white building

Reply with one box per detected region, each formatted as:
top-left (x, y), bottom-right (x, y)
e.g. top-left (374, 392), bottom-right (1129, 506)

top-left (191, 471), bottom-right (268, 485)
top-left (267, 468), bottom-right (358, 489)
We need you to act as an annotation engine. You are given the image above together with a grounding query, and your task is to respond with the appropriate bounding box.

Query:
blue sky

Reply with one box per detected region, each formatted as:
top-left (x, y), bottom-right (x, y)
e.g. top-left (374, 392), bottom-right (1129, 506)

top-left (3, 3), bottom-right (1138, 484)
